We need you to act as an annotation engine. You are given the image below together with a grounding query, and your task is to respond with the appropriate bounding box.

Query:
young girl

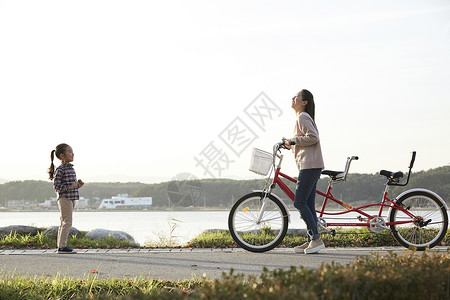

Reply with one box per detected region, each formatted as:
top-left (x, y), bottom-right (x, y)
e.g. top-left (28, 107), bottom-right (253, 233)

top-left (285, 89), bottom-right (325, 254)
top-left (48, 143), bottom-right (84, 254)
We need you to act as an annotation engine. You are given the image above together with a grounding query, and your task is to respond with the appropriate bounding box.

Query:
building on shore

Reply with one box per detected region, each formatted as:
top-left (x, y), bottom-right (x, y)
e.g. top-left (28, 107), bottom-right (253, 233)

top-left (7, 199), bottom-right (39, 210)
top-left (39, 198), bottom-right (57, 209)
top-left (39, 197), bottom-right (90, 210)
top-left (98, 194), bottom-right (152, 209)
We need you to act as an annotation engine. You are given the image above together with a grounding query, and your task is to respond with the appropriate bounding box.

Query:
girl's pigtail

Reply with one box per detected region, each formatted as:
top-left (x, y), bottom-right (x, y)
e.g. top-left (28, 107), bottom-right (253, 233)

top-left (48, 150), bottom-right (56, 180)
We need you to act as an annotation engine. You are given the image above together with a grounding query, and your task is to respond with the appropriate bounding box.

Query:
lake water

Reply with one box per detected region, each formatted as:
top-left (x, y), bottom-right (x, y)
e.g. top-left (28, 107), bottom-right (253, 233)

top-left (2, 210), bottom-right (441, 245)
top-left (0, 210), bottom-right (310, 245)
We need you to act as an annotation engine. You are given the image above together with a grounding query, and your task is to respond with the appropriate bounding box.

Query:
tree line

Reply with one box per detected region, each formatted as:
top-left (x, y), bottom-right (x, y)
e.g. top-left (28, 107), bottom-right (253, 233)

top-left (0, 166), bottom-right (448, 209)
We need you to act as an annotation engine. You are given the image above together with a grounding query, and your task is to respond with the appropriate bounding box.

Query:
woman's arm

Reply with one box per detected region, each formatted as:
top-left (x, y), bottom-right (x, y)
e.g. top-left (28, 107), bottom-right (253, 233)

top-left (291, 113), bottom-right (320, 147)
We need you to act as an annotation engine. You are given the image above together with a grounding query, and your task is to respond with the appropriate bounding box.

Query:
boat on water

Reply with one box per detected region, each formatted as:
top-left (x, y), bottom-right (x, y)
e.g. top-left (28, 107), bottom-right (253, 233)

top-left (98, 194), bottom-right (152, 209)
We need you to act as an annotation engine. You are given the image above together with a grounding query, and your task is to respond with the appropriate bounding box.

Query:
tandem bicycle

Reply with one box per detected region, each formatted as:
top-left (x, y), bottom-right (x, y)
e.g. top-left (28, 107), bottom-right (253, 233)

top-left (228, 140), bottom-right (448, 252)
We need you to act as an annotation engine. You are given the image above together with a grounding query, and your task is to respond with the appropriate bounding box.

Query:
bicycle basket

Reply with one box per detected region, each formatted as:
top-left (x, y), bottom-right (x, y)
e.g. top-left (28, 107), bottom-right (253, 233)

top-left (249, 148), bottom-right (273, 176)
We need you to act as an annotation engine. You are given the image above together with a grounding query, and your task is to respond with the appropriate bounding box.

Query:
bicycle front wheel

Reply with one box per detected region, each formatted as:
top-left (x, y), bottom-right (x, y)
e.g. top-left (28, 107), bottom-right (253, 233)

top-left (228, 192), bottom-right (289, 253)
top-left (389, 190), bottom-right (448, 250)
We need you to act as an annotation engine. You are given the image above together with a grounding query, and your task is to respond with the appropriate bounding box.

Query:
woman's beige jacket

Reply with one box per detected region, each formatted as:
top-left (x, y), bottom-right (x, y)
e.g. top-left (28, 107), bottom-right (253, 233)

top-left (290, 112), bottom-right (325, 171)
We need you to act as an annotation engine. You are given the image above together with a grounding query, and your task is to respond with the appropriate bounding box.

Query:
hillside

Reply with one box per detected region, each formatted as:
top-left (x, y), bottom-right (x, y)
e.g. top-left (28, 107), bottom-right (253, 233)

top-left (0, 166), bottom-right (448, 208)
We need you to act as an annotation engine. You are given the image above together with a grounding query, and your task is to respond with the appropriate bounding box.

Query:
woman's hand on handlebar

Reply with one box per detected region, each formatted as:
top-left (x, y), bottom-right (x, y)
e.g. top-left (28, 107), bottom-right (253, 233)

top-left (281, 138), bottom-right (295, 150)
top-left (284, 140), bottom-right (291, 150)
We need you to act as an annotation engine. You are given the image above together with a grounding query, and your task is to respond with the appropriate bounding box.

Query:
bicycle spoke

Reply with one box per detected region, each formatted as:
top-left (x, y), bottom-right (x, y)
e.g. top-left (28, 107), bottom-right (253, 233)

top-left (259, 216), bottom-right (283, 223)
top-left (428, 221), bottom-right (446, 226)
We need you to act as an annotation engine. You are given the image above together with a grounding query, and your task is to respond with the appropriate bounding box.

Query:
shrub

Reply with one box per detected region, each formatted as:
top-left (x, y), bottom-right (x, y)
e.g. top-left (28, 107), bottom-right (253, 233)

top-left (1, 250), bottom-right (448, 299)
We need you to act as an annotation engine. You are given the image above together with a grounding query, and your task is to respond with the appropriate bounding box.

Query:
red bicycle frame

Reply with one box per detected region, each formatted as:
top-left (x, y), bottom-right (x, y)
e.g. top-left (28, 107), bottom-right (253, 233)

top-left (270, 164), bottom-right (417, 228)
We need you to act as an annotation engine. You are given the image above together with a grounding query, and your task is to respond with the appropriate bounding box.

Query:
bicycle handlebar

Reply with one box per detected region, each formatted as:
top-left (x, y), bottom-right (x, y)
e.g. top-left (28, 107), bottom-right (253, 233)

top-left (275, 139), bottom-right (294, 152)
top-left (409, 151), bottom-right (416, 169)
top-left (341, 156), bottom-right (359, 180)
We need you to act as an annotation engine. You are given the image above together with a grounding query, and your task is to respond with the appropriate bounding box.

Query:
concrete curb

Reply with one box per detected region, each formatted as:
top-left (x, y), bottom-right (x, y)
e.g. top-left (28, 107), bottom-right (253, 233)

top-left (2, 246), bottom-right (444, 255)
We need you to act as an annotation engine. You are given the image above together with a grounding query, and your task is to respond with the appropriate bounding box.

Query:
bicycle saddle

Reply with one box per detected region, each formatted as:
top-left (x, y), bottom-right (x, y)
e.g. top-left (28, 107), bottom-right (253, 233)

top-left (321, 170), bottom-right (345, 180)
top-left (379, 170), bottom-right (404, 179)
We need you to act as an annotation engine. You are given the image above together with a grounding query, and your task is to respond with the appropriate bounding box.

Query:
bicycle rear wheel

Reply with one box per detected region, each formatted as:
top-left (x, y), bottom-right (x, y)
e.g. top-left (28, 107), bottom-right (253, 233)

top-left (228, 192), bottom-right (289, 253)
top-left (389, 190), bottom-right (448, 250)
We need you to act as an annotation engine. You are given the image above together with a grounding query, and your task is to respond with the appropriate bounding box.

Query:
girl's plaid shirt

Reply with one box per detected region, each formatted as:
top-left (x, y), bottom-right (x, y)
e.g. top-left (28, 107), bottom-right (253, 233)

top-left (53, 163), bottom-right (79, 200)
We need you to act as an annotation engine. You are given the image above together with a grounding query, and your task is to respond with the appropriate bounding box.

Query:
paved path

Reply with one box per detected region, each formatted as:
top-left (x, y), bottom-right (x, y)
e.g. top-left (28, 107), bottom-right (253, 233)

top-left (1, 247), bottom-right (448, 280)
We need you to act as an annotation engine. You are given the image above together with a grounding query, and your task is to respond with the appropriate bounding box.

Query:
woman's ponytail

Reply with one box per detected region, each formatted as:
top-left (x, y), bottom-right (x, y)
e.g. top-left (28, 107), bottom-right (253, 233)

top-left (299, 89), bottom-right (315, 121)
top-left (48, 150), bottom-right (56, 180)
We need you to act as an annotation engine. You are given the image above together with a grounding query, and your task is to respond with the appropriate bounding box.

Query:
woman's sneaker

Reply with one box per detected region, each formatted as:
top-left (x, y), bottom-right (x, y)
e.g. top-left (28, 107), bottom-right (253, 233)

top-left (293, 242), bottom-right (309, 253)
top-left (304, 238), bottom-right (325, 254)
top-left (58, 247), bottom-right (76, 254)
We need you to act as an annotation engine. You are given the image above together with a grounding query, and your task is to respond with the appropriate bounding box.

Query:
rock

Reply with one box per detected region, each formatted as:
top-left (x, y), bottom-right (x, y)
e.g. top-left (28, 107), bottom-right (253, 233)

top-left (85, 228), bottom-right (138, 245)
top-left (0, 225), bottom-right (38, 236)
top-left (42, 226), bottom-right (80, 238)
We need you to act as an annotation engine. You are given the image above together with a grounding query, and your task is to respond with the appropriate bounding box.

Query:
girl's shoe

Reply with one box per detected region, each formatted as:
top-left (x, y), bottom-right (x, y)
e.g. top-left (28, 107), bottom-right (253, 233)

top-left (304, 238), bottom-right (325, 254)
top-left (293, 242), bottom-right (309, 253)
top-left (58, 247), bottom-right (76, 254)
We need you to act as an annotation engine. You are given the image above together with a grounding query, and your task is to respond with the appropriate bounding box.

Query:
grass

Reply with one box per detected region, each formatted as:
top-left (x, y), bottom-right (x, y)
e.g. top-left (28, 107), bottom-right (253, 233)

top-left (189, 227), bottom-right (450, 248)
top-left (0, 272), bottom-right (203, 300)
top-left (0, 230), bottom-right (138, 250)
top-left (0, 250), bottom-right (449, 299)
top-left (2, 228), bottom-right (450, 299)
top-left (2, 227), bottom-right (450, 250)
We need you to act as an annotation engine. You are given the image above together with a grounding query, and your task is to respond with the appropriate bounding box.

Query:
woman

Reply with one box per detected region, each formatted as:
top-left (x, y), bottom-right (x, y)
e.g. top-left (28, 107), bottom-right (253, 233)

top-left (285, 89), bottom-right (325, 254)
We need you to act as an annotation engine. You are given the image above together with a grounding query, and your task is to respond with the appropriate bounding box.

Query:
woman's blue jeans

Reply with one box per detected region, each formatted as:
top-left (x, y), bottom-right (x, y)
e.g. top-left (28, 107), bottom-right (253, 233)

top-left (294, 168), bottom-right (322, 241)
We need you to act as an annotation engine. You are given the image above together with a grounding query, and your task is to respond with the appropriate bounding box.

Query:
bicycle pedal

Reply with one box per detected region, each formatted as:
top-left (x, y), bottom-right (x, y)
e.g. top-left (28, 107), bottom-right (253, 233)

top-left (357, 216), bottom-right (368, 222)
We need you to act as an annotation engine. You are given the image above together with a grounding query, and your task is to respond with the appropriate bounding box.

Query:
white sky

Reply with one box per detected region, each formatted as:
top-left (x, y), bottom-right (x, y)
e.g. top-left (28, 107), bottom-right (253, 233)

top-left (1, 0), bottom-right (449, 184)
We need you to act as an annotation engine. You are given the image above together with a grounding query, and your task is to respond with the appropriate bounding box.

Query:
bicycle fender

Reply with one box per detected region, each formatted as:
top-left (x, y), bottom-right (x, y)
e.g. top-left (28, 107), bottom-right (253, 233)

top-left (252, 190), bottom-right (291, 223)
top-left (389, 188), bottom-right (449, 216)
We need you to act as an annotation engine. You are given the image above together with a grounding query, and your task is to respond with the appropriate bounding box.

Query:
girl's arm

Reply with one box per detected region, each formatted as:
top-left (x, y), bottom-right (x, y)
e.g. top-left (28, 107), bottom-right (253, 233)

top-left (53, 169), bottom-right (76, 192)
